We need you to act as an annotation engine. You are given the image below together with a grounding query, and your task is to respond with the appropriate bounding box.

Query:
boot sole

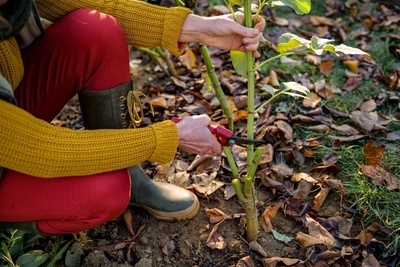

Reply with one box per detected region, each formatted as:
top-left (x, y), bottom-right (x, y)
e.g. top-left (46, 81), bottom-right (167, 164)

top-left (129, 197), bottom-right (200, 221)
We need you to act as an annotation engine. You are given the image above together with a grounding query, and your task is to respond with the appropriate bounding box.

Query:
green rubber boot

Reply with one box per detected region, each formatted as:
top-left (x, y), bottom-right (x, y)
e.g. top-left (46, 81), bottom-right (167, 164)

top-left (78, 81), bottom-right (200, 221)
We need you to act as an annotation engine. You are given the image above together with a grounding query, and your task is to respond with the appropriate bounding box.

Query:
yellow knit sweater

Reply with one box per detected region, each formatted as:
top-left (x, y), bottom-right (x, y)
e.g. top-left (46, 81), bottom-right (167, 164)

top-left (0, 0), bottom-right (192, 178)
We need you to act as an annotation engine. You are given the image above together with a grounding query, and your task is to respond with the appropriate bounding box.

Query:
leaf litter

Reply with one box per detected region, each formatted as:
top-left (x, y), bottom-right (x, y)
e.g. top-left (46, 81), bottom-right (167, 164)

top-left (46, 0), bottom-right (400, 266)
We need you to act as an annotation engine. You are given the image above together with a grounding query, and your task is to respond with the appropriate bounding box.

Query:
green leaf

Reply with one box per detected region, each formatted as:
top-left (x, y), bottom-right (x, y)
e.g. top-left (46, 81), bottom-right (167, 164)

top-left (270, 0), bottom-right (311, 14)
top-left (16, 251), bottom-right (48, 267)
top-left (276, 38), bottom-right (303, 54)
top-left (333, 44), bottom-right (369, 56)
top-left (260, 84), bottom-right (277, 96)
top-left (230, 0), bottom-right (242, 6)
top-left (65, 242), bottom-right (84, 267)
top-left (283, 81), bottom-right (310, 95)
top-left (272, 229), bottom-right (293, 243)
top-left (230, 51), bottom-right (248, 78)
top-left (310, 36), bottom-right (334, 50)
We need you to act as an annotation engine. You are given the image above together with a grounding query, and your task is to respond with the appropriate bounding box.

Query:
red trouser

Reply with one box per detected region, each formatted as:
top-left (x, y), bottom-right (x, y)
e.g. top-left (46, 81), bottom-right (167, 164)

top-left (0, 9), bottom-right (132, 234)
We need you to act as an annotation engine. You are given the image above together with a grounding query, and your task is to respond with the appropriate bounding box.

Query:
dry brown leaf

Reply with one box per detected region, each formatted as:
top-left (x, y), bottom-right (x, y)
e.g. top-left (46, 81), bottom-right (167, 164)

top-left (291, 172), bottom-right (317, 184)
top-left (269, 69), bottom-right (280, 88)
top-left (387, 130), bottom-right (400, 141)
top-left (205, 207), bottom-right (232, 224)
top-left (359, 99), bottom-right (377, 112)
top-left (162, 238), bottom-right (175, 257)
top-left (206, 221), bottom-right (227, 250)
top-left (364, 142), bottom-right (385, 166)
top-left (320, 59), bottom-right (333, 75)
top-left (303, 148), bottom-right (319, 157)
top-left (181, 48), bottom-right (196, 70)
top-left (293, 179), bottom-right (312, 199)
top-left (343, 60), bottom-right (360, 73)
top-left (322, 152), bottom-right (341, 166)
top-left (259, 143), bottom-right (274, 165)
top-left (349, 111), bottom-right (378, 133)
top-left (304, 54), bottom-right (321, 65)
top-left (362, 254), bottom-right (380, 267)
top-left (361, 165), bottom-right (400, 190)
top-left (305, 214), bottom-right (337, 248)
top-left (342, 76), bottom-right (362, 92)
top-left (260, 203), bottom-right (282, 232)
top-left (331, 124), bottom-right (360, 135)
top-left (236, 255), bottom-right (255, 267)
top-left (150, 96), bottom-right (167, 109)
top-left (303, 92), bottom-right (322, 108)
top-left (291, 114), bottom-right (316, 123)
top-left (303, 136), bottom-right (324, 147)
top-left (263, 257), bottom-right (303, 267)
top-left (274, 120), bottom-right (293, 142)
top-left (359, 229), bottom-right (374, 247)
top-left (307, 124), bottom-right (330, 132)
top-left (312, 187), bottom-right (330, 212)
top-left (296, 232), bottom-right (325, 247)
top-left (328, 134), bottom-right (366, 143)
top-left (167, 171), bottom-right (190, 187)
top-left (171, 76), bottom-right (187, 89)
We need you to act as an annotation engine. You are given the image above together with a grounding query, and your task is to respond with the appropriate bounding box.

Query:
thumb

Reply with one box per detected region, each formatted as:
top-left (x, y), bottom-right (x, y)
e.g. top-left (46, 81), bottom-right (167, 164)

top-left (233, 23), bottom-right (260, 37)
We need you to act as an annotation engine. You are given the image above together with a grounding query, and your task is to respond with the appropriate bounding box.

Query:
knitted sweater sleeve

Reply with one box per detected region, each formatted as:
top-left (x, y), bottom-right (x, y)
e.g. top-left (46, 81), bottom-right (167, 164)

top-left (0, 100), bottom-right (179, 178)
top-left (34, 0), bottom-right (192, 55)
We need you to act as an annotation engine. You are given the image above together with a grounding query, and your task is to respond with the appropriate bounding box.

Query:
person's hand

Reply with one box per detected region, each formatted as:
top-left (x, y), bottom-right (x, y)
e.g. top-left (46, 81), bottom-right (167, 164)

top-left (175, 115), bottom-right (222, 155)
top-left (179, 13), bottom-right (265, 58)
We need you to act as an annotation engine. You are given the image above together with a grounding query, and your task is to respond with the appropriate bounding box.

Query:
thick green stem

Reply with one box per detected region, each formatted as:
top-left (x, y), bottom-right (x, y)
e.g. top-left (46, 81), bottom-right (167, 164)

top-left (247, 147), bottom-right (264, 178)
top-left (223, 146), bottom-right (239, 177)
top-left (232, 178), bottom-right (246, 202)
top-left (199, 44), bottom-right (234, 131)
top-left (243, 0), bottom-right (259, 242)
top-left (243, 193), bottom-right (259, 241)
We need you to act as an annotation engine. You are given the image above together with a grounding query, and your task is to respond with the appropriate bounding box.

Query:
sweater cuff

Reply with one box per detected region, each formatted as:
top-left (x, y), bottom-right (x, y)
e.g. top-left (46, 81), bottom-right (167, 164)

top-left (162, 7), bottom-right (192, 55)
top-left (148, 120), bottom-right (179, 163)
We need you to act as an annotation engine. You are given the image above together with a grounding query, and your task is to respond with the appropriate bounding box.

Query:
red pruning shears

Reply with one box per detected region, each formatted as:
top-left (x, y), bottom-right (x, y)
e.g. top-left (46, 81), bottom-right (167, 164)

top-left (171, 117), bottom-right (266, 147)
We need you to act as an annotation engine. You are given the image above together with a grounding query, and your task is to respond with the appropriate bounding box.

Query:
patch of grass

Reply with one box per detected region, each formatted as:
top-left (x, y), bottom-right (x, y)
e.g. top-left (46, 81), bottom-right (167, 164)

top-left (315, 144), bottom-right (400, 253)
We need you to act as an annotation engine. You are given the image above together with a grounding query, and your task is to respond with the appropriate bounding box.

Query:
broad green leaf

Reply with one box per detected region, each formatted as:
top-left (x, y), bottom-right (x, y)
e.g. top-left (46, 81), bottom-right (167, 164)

top-left (270, 0), bottom-right (311, 15)
top-left (310, 36), bottom-right (334, 50)
top-left (65, 243), bottom-right (84, 267)
top-left (228, 0), bottom-right (242, 6)
top-left (272, 229), bottom-right (293, 243)
top-left (334, 44), bottom-right (369, 56)
top-left (323, 44), bottom-right (336, 53)
top-left (230, 51), bottom-right (248, 78)
top-left (261, 84), bottom-right (277, 96)
top-left (283, 82), bottom-right (310, 95)
top-left (16, 251), bottom-right (48, 267)
top-left (276, 38), bottom-right (303, 54)
top-left (279, 33), bottom-right (310, 45)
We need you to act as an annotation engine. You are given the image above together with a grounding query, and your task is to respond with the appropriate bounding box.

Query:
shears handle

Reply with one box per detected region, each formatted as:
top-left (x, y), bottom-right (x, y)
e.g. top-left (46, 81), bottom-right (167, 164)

top-left (171, 117), bottom-right (232, 146)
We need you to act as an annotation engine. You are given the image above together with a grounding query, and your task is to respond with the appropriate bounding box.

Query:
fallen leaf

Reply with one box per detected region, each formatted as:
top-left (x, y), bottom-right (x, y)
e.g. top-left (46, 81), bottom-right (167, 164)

top-left (296, 231), bottom-right (325, 247)
top-left (320, 59), bottom-right (333, 75)
top-left (349, 111), bottom-right (378, 133)
top-left (205, 207), bottom-right (232, 223)
top-left (331, 124), bottom-right (360, 135)
top-left (303, 92), bottom-right (322, 108)
top-left (263, 256), bottom-right (304, 267)
top-left (312, 187), bottom-right (330, 212)
top-left (361, 165), bottom-right (400, 190)
top-left (343, 60), bottom-right (360, 73)
top-left (236, 255), bottom-right (255, 267)
top-left (272, 229), bottom-right (293, 244)
top-left (260, 203), bottom-right (282, 233)
top-left (364, 142), bottom-right (385, 166)
top-left (206, 222), bottom-right (227, 250)
top-left (359, 98), bottom-right (377, 112)
top-left (181, 48), bottom-right (196, 70)
top-left (304, 214), bottom-right (337, 248)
